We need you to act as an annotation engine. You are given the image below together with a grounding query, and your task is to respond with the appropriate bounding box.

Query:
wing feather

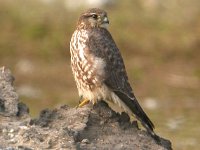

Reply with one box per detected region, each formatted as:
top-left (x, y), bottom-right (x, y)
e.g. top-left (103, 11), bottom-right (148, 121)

top-left (88, 28), bottom-right (155, 135)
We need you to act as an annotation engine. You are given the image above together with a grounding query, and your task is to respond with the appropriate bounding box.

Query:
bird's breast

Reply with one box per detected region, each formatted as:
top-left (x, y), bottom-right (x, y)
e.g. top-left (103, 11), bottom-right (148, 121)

top-left (70, 29), bottom-right (106, 94)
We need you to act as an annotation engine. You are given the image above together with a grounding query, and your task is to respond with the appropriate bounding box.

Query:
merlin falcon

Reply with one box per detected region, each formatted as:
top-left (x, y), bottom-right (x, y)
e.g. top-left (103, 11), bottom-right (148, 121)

top-left (70, 8), bottom-right (156, 137)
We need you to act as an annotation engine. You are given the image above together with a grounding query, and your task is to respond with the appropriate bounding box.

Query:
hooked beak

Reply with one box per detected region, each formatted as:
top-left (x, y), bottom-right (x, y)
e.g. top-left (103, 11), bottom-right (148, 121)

top-left (103, 17), bottom-right (109, 24)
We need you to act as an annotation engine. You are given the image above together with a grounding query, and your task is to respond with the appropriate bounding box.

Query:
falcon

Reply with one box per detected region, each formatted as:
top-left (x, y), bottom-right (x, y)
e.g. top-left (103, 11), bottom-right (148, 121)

top-left (70, 8), bottom-right (156, 137)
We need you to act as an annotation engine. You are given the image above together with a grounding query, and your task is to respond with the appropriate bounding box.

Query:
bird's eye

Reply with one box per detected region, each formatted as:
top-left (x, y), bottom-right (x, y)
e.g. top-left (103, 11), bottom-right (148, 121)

top-left (91, 14), bottom-right (98, 19)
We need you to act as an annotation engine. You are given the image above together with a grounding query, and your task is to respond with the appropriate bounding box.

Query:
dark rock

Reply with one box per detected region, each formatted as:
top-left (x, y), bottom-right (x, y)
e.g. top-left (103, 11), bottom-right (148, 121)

top-left (17, 102), bottom-right (29, 117)
top-left (0, 67), bottom-right (18, 116)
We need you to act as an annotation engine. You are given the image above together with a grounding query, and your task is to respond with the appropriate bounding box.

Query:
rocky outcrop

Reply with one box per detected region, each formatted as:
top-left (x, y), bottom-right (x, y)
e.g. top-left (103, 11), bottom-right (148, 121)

top-left (0, 67), bottom-right (172, 150)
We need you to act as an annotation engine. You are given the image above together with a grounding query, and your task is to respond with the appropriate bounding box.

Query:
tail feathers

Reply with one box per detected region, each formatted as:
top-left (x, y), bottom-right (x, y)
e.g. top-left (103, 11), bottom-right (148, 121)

top-left (113, 90), bottom-right (155, 135)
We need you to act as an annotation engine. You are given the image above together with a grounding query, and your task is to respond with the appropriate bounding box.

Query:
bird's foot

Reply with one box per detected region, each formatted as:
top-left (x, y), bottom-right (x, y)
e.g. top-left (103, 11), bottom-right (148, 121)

top-left (76, 98), bottom-right (90, 108)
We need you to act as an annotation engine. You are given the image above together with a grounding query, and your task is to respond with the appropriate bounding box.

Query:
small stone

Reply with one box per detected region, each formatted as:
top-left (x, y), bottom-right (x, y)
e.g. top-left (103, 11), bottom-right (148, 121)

top-left (100, 120), bottom-right (104, 125)
top-left (19, 125), bottom-right (29, 130)
top-left (2, 128), bottom-right (7, 133)
top-left (9, 138), bottom-right (17, 144)
top-left (8, 133), bottom-right (14, 138)
top-left (81, 138), bottom-right (89, 144)
top-left (9, 129), bottom-right (14, 133)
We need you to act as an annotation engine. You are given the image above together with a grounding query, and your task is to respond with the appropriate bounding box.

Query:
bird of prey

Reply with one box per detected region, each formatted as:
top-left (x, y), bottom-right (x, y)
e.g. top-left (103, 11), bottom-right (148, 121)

top-left (70, 8), bottom-right (156, 137)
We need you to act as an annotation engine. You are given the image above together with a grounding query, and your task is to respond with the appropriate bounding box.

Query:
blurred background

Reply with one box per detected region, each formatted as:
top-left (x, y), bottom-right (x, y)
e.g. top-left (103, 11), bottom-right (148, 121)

top-left (0, 0), bottom-right (199, 149)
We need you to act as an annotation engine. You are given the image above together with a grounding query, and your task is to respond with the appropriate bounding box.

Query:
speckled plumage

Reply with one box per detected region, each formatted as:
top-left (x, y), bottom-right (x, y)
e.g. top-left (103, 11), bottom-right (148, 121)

top-left (70, 8), bottom-right (156, 137)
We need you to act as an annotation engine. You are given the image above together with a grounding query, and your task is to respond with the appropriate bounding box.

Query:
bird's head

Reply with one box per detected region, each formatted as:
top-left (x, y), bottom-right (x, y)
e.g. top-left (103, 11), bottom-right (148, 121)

top-left (77, 8), bottom-right (109, 29)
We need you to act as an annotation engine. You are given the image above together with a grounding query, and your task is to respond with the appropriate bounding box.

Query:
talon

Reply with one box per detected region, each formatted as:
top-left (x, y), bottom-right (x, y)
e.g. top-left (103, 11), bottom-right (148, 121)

top-left (77, 98), bottom-right (90, 108)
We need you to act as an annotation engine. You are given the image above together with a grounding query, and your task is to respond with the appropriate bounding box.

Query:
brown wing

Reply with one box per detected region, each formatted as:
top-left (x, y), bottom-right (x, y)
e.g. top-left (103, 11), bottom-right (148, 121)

top-left (87, 28), bottom-right (155, 136)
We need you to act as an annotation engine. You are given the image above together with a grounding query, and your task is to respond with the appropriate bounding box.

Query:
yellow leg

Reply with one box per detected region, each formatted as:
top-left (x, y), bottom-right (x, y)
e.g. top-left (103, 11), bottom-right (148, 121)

top-left (77, 98), bottom-right (90, 108)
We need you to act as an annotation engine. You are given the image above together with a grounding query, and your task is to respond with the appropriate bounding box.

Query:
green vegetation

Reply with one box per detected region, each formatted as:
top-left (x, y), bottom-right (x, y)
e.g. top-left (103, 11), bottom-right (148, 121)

top-left (0, 0), bottom-right (199, 149)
